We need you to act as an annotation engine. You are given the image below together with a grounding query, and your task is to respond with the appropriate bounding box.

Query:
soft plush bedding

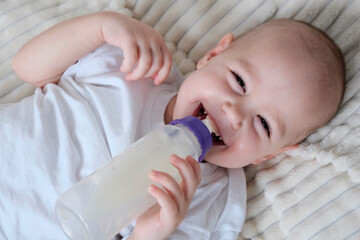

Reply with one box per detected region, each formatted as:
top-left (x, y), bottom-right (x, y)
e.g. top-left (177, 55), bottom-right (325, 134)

top-left (1, 0), bottom-right (359, 239)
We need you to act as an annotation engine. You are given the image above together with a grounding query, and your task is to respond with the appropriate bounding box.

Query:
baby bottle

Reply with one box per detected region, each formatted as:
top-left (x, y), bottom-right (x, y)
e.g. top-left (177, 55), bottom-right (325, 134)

top-left (55, 116), bottom-right (213, 240)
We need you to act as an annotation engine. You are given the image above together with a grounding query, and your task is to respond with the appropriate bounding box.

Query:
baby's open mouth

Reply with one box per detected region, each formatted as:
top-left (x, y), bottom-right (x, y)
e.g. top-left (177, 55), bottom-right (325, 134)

top-left (196, 104), bottom-right (224, 145)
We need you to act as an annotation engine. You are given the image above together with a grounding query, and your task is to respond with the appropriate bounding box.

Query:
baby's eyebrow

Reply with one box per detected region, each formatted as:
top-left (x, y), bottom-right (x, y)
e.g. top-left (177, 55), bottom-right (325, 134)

top-left (233, 59), bottom-right (256, 85)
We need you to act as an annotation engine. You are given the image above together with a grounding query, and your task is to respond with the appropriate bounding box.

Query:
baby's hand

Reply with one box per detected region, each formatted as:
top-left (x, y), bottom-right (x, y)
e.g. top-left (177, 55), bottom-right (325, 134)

top-left (128, 154), bottom-right (201, 240)
top-left (100, 12), bottom-right (172, 85)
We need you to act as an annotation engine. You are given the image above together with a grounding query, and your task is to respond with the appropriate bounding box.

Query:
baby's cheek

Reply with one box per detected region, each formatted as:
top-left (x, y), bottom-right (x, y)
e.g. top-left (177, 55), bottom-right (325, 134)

top-left (229, 139), bottom-right (261, 163)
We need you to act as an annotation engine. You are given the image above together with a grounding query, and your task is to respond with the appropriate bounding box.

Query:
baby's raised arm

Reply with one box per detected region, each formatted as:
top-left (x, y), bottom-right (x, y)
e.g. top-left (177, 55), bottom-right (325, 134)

top-left (12, 11), bottom-right (172, 87)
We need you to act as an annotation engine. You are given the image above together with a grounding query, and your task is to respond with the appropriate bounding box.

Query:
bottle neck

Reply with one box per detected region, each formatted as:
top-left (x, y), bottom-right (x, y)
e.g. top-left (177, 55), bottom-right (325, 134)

top-left (169, 116), bottom-right (212, 162)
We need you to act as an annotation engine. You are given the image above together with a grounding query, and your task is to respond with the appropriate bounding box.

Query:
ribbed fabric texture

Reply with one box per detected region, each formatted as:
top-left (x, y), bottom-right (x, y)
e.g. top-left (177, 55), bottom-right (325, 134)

top-left (1, 1), bottom-right (359, 239)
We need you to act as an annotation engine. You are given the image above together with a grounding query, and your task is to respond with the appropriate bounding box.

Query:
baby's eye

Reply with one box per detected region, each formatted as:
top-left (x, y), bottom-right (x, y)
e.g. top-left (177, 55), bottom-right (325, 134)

top-left (231, 71), bottom-right (246, 93)
top-left (258, 115), bottom-right (270, 137)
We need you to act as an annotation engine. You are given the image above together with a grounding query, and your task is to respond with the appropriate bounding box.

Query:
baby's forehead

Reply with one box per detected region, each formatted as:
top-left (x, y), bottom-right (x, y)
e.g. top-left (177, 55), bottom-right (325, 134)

top-left (231, 22), bottom-right (327, 79)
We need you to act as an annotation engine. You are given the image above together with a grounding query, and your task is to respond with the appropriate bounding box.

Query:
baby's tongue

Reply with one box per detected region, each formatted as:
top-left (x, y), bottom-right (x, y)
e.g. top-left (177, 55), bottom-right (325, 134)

top-left (201, 115), bottom-right (219, 136)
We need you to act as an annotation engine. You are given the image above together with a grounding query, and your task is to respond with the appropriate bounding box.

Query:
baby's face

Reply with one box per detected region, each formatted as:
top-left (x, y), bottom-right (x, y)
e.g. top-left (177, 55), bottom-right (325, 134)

top-left (172, 27), bottom-right (324, 168)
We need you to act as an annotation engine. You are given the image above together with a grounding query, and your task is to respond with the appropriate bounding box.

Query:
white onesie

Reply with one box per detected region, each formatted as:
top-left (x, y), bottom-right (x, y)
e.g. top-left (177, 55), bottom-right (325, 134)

top-left (0, 44), bottom-right (246, 240)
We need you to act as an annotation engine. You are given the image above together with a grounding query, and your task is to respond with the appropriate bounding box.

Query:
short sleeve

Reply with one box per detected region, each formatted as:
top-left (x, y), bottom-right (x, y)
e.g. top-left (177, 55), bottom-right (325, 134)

top-left (60, 44), bottom-right (125, 84)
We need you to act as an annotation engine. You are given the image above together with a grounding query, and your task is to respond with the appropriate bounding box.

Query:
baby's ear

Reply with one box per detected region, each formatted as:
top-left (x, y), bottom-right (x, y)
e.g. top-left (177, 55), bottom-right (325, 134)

top-left (197, 33), bottom-right (234, 69)
top-left (253, 144), bottom-right (299, 165)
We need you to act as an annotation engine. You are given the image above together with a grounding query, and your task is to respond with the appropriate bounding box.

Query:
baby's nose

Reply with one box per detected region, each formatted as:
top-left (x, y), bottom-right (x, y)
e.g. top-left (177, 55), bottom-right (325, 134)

top-left (221, 102), bottom-right (243, 130)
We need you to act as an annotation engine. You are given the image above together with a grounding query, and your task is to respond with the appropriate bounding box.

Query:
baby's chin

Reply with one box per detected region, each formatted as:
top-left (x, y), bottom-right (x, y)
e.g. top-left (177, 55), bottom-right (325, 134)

top-left (203, 145), bottom-right (250, 169)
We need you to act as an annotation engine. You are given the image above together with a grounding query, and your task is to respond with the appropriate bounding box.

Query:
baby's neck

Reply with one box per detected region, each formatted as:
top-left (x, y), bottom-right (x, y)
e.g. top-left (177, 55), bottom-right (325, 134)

top-left (164, 95), bottom-right (177, 124)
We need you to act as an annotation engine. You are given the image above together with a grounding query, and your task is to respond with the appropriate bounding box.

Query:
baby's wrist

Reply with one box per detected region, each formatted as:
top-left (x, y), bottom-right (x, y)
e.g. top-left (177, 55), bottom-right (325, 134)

top-left (96, 11), bottom-right (123, 43)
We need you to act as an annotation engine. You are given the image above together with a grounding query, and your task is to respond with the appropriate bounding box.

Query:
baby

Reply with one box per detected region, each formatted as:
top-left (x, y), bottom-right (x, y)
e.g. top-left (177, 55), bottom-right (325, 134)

top-left (1, 11), bottom-right (344, 240)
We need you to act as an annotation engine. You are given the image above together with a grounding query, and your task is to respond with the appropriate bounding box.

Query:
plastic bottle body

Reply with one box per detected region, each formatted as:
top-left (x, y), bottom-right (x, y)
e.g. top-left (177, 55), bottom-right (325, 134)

top-left (56, 124), bottom-right (202, 240)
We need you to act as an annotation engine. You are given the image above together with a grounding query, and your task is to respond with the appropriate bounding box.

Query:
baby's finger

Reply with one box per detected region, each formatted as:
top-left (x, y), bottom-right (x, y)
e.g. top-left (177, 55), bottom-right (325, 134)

top-left (148, 184), bottom-right (177, 220)
top-left (121, 41), bottom-right (138, 73)
top-left (149, 170), bottom-right (184, 209)
top-left (127, 45), bottom-right (152, 80)
top-left (153, 45), bottom-right (172, 85)
top-left (144, 46), bottom-right (163, 80)
top-left (170, 155), bottom-right (199, 199)
top-left (185, 156), bottom-right (202, 186)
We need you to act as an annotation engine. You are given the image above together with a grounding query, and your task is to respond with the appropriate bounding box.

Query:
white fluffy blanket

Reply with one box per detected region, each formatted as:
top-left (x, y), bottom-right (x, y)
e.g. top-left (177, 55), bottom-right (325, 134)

top-left (1, 0), bottom-right (359, 239)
